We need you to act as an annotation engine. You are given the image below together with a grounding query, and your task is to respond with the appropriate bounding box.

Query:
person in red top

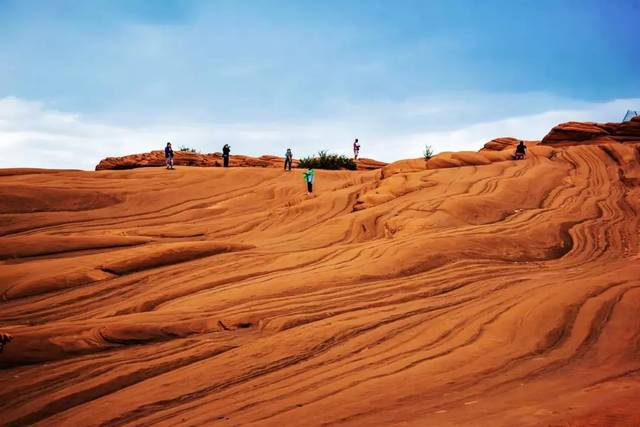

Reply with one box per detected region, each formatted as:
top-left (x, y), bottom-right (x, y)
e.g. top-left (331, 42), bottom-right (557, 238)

top-left (353, 138), bottom-right (360, 160)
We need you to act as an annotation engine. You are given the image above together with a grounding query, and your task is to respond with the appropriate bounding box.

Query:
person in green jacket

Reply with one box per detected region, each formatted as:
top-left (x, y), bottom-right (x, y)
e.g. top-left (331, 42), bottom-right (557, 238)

top-left (303, 168), bottom-right (315, 194)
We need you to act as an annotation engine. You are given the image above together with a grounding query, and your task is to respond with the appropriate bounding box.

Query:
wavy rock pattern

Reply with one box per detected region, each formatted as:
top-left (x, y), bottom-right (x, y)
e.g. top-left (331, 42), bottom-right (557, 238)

top-left (541, 115), bottom-right (640, 146)
top-left (1, 141), bottom-right (640, 426)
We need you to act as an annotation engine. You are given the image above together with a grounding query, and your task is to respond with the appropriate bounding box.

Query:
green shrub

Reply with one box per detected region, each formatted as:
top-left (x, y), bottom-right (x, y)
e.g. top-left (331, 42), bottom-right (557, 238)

top-left (297, 150), bottom-right (357, 170)
top-left (178, 145), bottom-right (198, 153)
top-left (423, 144), bottom-right (434, 160)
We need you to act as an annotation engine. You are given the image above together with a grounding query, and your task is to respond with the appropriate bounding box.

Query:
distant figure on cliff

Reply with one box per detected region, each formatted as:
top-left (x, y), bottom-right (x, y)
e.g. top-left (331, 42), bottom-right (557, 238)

top-left (165, 142), bottom-right (174, 170)
top-left (353, 138), bottom-right (360, 160)
top-left (303, 168), bottom-right (315, 194)
top-left (513, 141), bottom-right (527, 160)
top-left (222, 144), bottom-right (231, 167)
top-left (284, 148), bottom-right (293, 171)
top-left (0, 331), bottom-right (12, 353)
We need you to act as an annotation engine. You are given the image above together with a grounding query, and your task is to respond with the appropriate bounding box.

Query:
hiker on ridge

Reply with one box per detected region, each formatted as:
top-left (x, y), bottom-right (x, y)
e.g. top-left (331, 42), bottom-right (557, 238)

top-left (222, 144), bottom-right (231, 167)
top-left (353, 138), bottom-right (360, 160)
top-left (513, 141), bottom-right (527, 160)
top-left (284, 148), bottom-right (293, 171)
top-left (165, 142), bottom-right (174, 170)
top-left (303, 168), bottom-right (315, 194)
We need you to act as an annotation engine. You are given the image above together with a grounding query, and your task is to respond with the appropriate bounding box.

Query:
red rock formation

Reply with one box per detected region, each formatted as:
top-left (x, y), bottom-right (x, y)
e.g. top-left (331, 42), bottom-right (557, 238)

top-left (480, 137), bottom-right (521, 151)
top-left (96, 151), bottom-right (386, 171)
top-left (4, 120), bottom-right (640, 426)
top-left (481, 137), bottom-right (539, 151)
top-left (381, 140), bottom-right (553, 178)
top-left (95, 151), bottom-right (296, 171)
top-left (355, 158), bottom-right (388, 170)
top-left (541, 115), bottom-right (640, 146)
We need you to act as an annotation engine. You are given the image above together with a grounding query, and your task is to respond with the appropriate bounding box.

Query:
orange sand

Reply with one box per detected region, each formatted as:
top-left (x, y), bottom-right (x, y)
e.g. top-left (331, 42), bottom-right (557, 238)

top-left (1, 143), bottom-right (639, 426)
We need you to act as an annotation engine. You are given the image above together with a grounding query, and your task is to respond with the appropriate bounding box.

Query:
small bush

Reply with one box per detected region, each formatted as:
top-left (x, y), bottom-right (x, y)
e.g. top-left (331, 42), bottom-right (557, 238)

top-left (178, 145), bottom-right (198, 153)
top-left (423, 144), bottom-right (434, 160)
top-left (298, 150), bottom-right (357, 170)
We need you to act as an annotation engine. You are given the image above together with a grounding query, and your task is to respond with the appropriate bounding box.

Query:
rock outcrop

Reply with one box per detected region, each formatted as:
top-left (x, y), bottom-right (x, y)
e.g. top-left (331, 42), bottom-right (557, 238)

top-left (96, 151), bottom-right (386, 171)
top-left (540, 115), bottom-right (640, 146)
top-left (354, 158), bottom-right (388, 170)
top-left (388, 116), bottom-right (640, 175)
top-left (380, 138), bottom-right (553, 178)
top-left (95, 151), bottom-right (292, 171)
top-left (480, 137), bottom-right (539, 152)
top-left (480, 137), bottom-right (522, 151)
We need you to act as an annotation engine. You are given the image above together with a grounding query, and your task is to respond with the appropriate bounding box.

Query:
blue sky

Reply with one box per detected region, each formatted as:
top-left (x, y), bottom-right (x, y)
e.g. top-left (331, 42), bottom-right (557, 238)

top-left (0, 0), bottom-right (639, 168)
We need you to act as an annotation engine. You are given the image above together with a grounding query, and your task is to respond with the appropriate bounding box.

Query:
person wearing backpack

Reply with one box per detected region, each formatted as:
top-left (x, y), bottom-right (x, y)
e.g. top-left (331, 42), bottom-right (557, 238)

top-left (284, 148), bottom-right (293, 171)
top-left (165, 142), bottom-right (174, 170)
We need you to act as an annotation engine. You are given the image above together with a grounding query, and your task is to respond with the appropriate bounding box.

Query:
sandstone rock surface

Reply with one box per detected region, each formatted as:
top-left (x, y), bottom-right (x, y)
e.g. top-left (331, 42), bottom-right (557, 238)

top-left (96, 151), bottom-right (386, 171)
top-left (2, 119), bottom-right (640, 427)
top-left (541, 115), bottom-right (640, 146)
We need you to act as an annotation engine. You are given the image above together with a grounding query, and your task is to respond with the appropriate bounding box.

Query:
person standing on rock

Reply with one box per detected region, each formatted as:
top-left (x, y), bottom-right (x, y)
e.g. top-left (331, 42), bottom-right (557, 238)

top-left (165, 142), bottom-right (174, 170)
top-left (353, 138), bottom-right (360, 160)
top-left (222, 144), bottom-right (231, 167)
top-left (303, 168), bottom-right (315, 194)
top-left (513, 141), bottom-right (527, 160)
top-left (284, 148), bottom-right (293, 171)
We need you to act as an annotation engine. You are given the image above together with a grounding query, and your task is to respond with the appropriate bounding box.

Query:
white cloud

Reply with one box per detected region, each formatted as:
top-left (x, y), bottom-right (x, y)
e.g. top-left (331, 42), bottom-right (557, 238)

top-left (362, 97), bottom-right (640, 161)
top-left (0, 96), bottom-right (638, 170)
top-left (0, 96), bottom-right (362, 169)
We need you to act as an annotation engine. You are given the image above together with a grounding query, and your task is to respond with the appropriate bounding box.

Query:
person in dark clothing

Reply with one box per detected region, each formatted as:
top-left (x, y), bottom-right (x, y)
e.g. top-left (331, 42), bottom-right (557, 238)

top-left (0, 331), bottom-right (12, 353)
top-left (222, 144), bottom-right (231, 167)
top-left (513, 141), bottom-right (527, 160)
top-left (165, 142), bottom-right (174, 169)
top-left (284, 148), bottom-right (293, 171)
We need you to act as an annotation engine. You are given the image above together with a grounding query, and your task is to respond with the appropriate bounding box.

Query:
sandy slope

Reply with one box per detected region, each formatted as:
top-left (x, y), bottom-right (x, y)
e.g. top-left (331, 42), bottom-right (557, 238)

top-left (0, 143), bottom-right (639, 426)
